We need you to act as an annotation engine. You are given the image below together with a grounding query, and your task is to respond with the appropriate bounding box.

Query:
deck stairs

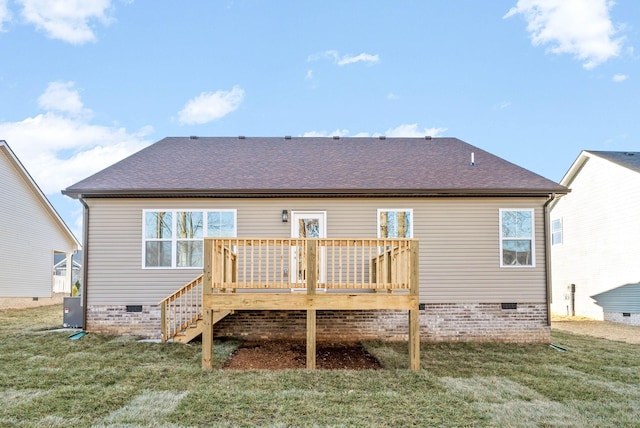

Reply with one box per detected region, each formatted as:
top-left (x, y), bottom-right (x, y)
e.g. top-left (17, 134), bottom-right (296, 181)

top-left (160, 274), bottom-right (233, 343)
top-left (171, 309), bottom-right (232, 343)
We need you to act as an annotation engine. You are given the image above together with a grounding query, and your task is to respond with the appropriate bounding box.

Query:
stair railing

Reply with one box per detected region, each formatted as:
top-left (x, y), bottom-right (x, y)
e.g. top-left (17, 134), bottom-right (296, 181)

top-left (159, 274), bottom-right (203, 342)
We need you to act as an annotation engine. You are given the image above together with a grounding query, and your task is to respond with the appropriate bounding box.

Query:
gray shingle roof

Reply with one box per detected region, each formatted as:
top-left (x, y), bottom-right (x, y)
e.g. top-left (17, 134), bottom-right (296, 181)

top-left (63, 137), bottom-right (567, 198)
top-left (586, 151), bottom-right (640, 174)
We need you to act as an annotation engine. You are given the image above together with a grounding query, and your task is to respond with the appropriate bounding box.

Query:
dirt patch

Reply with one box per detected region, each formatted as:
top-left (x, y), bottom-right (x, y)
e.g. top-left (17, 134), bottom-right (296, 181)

top-left (223, 341), bottom-right (382, 370)
top-left (552, 318), bottom-right (640, 344)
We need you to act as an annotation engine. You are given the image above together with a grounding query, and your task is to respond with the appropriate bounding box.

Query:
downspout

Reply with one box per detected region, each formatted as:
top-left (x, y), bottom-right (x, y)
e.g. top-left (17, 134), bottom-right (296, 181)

top-left (543, 193), bottom-right (557, 327)
top-left (79, 196), bottom-right (89, 329)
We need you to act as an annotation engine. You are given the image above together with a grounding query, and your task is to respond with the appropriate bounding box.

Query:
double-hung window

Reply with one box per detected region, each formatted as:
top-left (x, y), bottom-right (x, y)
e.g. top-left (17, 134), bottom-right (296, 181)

top-left (499, 209), bottom-right (535, 267)
top-left (551, 218), bottom-right (563, 245)
top-left (378, 209), bottom-right (413, 238)
top-left (143, 209), bottom-right (236, 268)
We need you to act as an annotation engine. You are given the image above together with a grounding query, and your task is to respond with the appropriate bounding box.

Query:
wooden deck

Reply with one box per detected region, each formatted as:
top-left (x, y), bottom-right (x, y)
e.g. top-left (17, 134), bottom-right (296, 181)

top-left (162, 238), bottom-right (420, 370)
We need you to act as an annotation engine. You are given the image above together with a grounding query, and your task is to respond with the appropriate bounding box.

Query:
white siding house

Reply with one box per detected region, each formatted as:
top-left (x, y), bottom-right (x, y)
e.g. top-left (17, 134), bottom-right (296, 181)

top-left (0, 140), bottom-right (80, 306)
top-left (551, 151), bottom-right (640, 319)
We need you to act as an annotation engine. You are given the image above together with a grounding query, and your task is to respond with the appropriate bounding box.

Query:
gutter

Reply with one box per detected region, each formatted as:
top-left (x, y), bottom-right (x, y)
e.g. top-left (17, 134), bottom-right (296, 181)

top-left (79, 196), bottom-right (90, 329)
top-left (62, 187), bottom-right (568, 199)
top-left (543, 193), bottom-right (557, 327)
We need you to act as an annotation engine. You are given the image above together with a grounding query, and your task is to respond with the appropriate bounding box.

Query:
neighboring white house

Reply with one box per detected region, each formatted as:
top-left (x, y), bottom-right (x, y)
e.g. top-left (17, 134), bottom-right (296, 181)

top-left (591, 283), bottom-right (640, 326)
top-left (0, 140), bottom-right (81, 308)
top-left (550, 150), bottom-right (640, 319)
top-left (53, 251), bottom-right (82, 293)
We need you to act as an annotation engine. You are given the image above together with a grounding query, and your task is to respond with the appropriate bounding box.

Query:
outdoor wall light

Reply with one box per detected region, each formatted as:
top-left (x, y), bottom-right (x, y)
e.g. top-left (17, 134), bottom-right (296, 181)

top-left (282, 210), bottom-right (288, 222)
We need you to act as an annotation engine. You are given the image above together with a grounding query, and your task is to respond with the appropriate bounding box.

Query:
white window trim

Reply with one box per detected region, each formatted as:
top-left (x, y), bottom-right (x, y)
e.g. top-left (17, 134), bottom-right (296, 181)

top-left (499, 208), bottom-right (535, 268)
top-left (377, 208), bottom-right (414, 238)
top-left (142, 209), bottom-right (237, 269)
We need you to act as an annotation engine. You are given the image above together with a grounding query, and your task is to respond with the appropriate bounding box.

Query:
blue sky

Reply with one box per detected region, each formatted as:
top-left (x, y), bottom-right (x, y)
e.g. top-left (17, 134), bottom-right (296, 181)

top-left (0, 0), bottom-right (637, 240)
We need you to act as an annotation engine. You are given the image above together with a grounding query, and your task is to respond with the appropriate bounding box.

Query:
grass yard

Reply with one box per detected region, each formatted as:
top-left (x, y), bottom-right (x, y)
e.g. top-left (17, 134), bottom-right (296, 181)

top-left (1, 305), bottom-right (639, 427)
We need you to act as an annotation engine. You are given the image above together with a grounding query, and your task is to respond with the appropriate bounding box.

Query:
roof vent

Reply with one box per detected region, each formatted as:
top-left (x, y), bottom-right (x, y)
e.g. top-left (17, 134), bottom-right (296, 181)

top-left (332, 135), bottom-right (340, 140)
top-left (284, 135), bottom-right (292, 140)
top-left (189, 136), bottom-right (199, 140)
top-left (424, 136), bottom-right (432, 140)
top-left (470, 152), bottom-right (476, 167)
top-left (238, 136), bottom-right (246, 139)
top-left (379, 136), bottom-right (386, 140)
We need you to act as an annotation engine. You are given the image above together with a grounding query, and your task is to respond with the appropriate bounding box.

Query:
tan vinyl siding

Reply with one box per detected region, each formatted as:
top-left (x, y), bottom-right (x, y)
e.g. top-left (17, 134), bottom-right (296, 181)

top-left (86, 196), bottom-right (548, 306)
top-left (0, 151), bottom-right (77, 297)
top-left (424, 200), bottom-right (545, 302)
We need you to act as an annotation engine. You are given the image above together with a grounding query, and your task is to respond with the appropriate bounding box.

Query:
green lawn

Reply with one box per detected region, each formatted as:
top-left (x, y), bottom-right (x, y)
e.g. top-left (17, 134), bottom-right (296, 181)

top-left (1, 305), bottom-right (639, 427)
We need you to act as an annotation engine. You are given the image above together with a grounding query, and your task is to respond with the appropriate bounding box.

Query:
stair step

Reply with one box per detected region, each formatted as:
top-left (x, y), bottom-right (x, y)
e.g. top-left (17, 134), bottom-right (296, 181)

top-left (166, 310), bottom-right (232, 343)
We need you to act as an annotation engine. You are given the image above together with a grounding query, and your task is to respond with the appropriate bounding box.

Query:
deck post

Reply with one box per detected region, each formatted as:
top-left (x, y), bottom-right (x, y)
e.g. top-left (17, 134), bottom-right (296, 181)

top-left (202, 309), bottom-right (214, 370)
top-left (160, 302), bottom-right (167, 342)
top-left (409, 309), bottom-right (420, 371)
top-left (307, 309), bottom-right (316, 369)
top-left (306, 239), bottom-right (317, 369)
top-left (409, 240), bottom-right (420, 371)
top-left (203, 239), bottom-right (213, 294)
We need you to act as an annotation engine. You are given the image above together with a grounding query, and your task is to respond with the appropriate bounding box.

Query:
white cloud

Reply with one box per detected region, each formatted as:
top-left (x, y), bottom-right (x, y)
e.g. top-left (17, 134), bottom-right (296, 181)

top-left (337, 53), bottom-right (379, 66)
top-left (177, 86), bottom-right (244, 125)
top-left (504, 0), bottom-right (623, 69)
top-left (384, 124), bottom-right (447, 138)
top-left (38, 81), bottom-right (92, 117)
top-left (387, 92), bottom-right (399, 100)
top-left (0, 84), bottom-right (152, 195)
top-left (308, 50), bottom-right (380, 66)
top-left (0, 0), bottom-right (10, 31)
top-left (494, 100), bottom-right (512, 110)
top-left (301, 129), bottom-right (350, 138)
top-left (18, 0), bottom-right (113, 44)
top-left (301, 124), bottom-right (446, 138)
top-left (305, 70), bottom-right (314, 80)
top-left (307, 50), bottom-right (338, 62)
top-left (612, 73), bottom-right (628, 82)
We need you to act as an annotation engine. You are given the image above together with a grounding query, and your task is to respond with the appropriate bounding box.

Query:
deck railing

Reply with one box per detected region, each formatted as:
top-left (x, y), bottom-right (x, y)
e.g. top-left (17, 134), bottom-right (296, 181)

top-left (160, 238), bottom-right (417, 342)
top-left (159, 274), bottom-right (203, 342)
top-left (203, 238), bottom-right (415, 292)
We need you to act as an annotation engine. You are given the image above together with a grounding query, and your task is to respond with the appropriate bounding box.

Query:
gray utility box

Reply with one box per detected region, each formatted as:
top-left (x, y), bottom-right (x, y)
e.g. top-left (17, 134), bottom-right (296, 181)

top-left (63, 297), bottom-right (83, 328)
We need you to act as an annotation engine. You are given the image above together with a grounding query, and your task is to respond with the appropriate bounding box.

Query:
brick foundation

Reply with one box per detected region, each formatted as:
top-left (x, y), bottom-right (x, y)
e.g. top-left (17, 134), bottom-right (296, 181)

top-left (85, 302), bottom-right (550, 343)
top-left (603, 311), bottom-right (640, 326)
top-left (86, 305), bottom-right (162, 339)
top-left (420, 303), bottom-right (550, 343)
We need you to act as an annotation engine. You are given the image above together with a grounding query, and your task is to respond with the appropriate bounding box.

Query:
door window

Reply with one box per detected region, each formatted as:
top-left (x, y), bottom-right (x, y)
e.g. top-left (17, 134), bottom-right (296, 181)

top-left (290, 211), bottom-right (326, 285)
